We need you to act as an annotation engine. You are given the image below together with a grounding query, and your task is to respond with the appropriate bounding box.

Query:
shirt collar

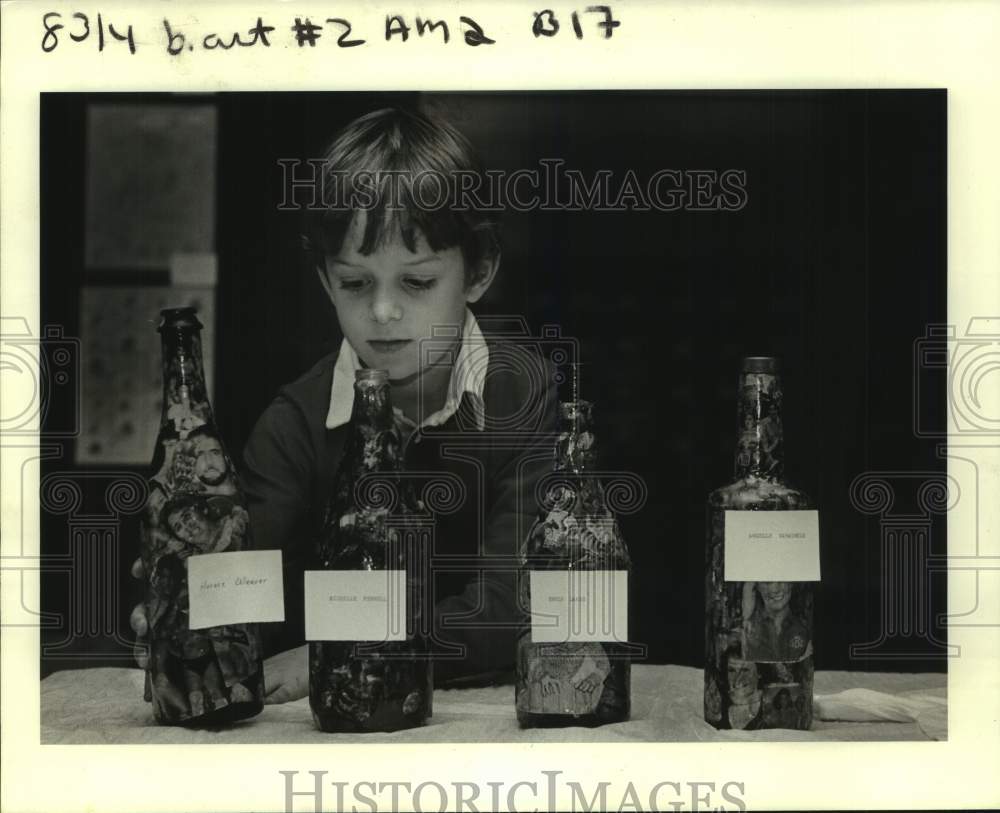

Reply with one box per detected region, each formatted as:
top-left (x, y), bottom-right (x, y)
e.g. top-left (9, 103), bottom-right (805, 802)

top-left (325, 308), bottom-right (488, 432)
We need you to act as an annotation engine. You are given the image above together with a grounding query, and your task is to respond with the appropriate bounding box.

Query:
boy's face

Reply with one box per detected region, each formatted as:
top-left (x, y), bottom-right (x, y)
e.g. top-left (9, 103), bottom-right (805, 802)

top-left (320, 211), bottom-right (496, 381)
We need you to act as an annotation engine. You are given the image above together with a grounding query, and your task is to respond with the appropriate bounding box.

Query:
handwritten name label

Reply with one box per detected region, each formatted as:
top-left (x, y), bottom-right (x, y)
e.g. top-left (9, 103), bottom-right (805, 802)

top-left (187, 550), bottom-right (285, 630)
top-left (529, 570), bottom-right (628, 643)
top-left (196, 575), bottom-right (270, 592)
top-left (724, 510), bottom-right (821, 582)
top-left (304, 571), bottom-right (406, 642)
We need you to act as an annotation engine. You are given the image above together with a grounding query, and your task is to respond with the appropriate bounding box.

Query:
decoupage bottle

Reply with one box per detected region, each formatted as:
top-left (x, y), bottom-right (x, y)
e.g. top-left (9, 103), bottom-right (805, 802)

top-left (139, 307), bottom-right (264, 725)
top-left (704, 356), bottom-right (817, 730)
top-left (516, 391), bottom-right (632, 727)
top-left (309, 368), bottom-right (432, 732)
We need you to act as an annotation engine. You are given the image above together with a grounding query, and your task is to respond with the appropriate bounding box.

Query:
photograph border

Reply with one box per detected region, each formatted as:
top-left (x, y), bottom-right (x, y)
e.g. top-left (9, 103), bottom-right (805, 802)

top-left (3, 2), bottom-right (998, 811)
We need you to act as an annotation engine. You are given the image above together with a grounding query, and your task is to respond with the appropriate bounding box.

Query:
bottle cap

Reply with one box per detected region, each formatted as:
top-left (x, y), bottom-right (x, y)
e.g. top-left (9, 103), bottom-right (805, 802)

top-left (158, 307), bottom-right (203, 332)
top-left (741, 356), bottom-right (779, 374)
top-left (356, 368), bottom-right (389, 383)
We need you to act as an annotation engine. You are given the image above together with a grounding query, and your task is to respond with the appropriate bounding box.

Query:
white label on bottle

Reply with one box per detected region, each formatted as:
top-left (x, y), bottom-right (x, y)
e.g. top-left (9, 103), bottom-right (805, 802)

top-left (187, 550), bottom-right (285, 630)
top-left (724, 510), bottom-right (821, 581)
top-left (529, 570), bottom-right (628, 643)
top-left (304, 570), bottom-right (406, 642)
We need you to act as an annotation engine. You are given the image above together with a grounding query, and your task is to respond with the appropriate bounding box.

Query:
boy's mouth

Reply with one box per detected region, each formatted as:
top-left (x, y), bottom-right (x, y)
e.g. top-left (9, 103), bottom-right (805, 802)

top-left (367, 339), bottom-right (412, 354)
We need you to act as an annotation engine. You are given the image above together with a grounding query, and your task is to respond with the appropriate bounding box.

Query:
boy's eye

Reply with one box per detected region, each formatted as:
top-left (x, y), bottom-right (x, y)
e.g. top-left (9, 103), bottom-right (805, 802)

top-left (403, 277), bottom-right (437, 292)
top-left (337, 278), bottom-right (368, 292)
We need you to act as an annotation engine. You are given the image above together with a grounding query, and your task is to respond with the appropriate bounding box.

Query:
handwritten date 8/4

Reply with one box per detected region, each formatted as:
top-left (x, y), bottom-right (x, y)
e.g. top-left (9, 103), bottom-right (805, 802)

top-left (42, 12), bottom-right (135, 53)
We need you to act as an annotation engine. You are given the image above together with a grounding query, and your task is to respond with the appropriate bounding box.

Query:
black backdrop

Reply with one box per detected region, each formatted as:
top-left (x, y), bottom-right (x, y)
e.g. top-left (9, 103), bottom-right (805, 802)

top-left (40, 90), bottom-right (947, 676)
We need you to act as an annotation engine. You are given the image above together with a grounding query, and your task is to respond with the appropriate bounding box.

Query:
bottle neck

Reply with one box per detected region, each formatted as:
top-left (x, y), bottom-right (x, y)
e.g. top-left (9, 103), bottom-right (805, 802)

top-left (159, 326), bottom-right (213, 435)
top-left (554, 401), bottom-right (598, 473)
top-left (345, 376), bottom-right (401, 478)
top-left (353, 378), bottom-right (395, 434)
top-left (734, 372), bottom-right (785, 479)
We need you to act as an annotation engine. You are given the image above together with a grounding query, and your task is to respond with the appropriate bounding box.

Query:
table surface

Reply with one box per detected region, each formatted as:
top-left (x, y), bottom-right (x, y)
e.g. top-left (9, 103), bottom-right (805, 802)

top-left (41, 664), bottom-right (946, 744)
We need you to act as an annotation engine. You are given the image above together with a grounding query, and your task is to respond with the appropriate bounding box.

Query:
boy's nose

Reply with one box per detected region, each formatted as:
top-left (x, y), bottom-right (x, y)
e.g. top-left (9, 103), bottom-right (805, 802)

top-left (370, 295), bottom-right (403, 324)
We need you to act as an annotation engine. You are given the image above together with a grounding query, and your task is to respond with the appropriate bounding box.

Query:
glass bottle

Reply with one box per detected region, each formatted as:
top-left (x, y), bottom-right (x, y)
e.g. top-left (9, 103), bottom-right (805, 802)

top-left (139, 307), bottom-right (264, 726)
top-left (309, 369), bottom-right (432, 732)
top-left (704, 356), bottom-right (815, 730)
top-left (516, 397), bottom-right (632, 727)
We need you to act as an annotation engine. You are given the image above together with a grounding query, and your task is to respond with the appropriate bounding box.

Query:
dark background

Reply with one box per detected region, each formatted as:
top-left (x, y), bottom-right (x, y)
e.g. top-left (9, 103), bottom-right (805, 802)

top-left (40, 91), bottom-right (948, 676)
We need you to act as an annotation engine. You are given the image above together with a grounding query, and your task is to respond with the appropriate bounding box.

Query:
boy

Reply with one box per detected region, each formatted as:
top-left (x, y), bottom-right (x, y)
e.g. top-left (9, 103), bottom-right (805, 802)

top-left (132, 107), bottom-right (558, 704)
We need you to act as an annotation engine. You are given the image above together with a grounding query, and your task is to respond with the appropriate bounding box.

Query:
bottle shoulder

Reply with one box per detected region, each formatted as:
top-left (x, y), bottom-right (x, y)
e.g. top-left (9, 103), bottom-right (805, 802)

top-left (522, 492), bottom-right (632, 568)
top-left (708, 476), bottom-right (811, 510)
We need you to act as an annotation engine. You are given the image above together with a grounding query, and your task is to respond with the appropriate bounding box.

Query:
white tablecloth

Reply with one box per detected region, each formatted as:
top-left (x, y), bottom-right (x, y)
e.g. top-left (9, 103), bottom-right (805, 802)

top-left (41, 664), bottom-right (946, 744)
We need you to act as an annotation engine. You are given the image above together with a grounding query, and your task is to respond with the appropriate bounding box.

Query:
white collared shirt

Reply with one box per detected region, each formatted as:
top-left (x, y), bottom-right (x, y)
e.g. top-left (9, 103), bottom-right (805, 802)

top-left (325, 308), bottom-right (489, 433)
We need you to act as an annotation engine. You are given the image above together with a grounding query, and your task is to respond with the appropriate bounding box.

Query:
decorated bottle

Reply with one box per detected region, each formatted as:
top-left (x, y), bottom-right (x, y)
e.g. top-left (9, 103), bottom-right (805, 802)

top-left (309, 369), bottom-right (432, 732)
top-left (139, 307), bottom-right (264, 726)
top-left (516, 397), bottom-right (632, 727)
top-left (704, 357), bottom-right (817, 730)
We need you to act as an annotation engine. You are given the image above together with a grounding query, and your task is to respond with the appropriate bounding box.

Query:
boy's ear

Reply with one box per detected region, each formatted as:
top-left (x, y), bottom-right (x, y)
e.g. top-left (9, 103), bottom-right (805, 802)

top-left (464, 251), bottom-right (501, 304)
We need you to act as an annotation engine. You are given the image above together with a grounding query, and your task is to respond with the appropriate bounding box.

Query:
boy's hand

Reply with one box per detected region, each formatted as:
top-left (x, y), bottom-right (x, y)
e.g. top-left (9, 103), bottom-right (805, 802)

top-left (129, 557), bottom-right (149, 669)
top-left (134, 555), bottom-right (308, 705)
top-left (128, 557), bottom-right (154, 702)
top-left (263, 645), bottom-right (309, 704)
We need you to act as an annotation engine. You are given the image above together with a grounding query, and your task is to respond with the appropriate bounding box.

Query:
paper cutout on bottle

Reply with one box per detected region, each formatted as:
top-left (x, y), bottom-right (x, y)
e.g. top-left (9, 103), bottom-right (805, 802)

top-left (530, 570), bottom-right (628, 643)
top-left (187, 550), bottom-right (285, 630)
top-left (304, 571), bottom-right (407, 642)
top-left (724, 510), bottom-right (821, 581)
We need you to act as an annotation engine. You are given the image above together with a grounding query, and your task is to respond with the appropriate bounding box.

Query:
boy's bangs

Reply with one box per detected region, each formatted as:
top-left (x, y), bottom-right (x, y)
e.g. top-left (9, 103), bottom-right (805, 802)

top-left (304, 108), bottom-right (500, 274)
top-left (317, 170), bottom-right (467, 258)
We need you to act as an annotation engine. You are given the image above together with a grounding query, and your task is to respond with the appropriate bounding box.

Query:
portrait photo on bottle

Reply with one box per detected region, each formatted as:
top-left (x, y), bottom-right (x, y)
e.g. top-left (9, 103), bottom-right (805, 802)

top-left (35, 89), bottom-right (948, 745)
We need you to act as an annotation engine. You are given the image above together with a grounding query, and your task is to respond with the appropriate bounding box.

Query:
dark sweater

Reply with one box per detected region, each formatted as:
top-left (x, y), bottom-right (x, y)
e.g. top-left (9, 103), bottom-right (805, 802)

top-left (241, 339), bottom-right (557, 685)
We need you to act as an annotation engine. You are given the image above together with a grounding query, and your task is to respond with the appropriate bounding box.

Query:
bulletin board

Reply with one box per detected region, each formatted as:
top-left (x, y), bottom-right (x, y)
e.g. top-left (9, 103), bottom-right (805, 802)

top-left (84, 104), bottom-right (216, 271)
top-left (77, 101), bottom-right (219, 464)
